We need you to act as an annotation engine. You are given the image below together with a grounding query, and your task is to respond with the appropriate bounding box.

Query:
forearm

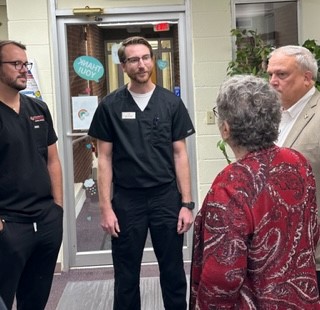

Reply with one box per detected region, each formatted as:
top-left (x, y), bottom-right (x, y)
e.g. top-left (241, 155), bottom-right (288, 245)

top-left (174, 142), bottom-right (192, 202)
top-left (98, 158), bottom-right (113, 211)
top-left (97, 145), bottom-right (120, 236)
top-left (48, 157), bottom-right (63, 207)
top-left (97, 140), bottom-right (113, 214)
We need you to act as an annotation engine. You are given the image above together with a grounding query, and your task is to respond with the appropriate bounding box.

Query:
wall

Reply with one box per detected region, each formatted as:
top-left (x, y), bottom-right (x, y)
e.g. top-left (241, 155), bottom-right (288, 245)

top-left (56, 0), bottom-right (184, 10)
top-left (0, 5), bottom-right (8, 39)
top-left (300, 0), bottom-right (320, 44)
top-left (6, 0), bottom-right (55, 120)
top-left (190, 0), bottom-right (233, 202)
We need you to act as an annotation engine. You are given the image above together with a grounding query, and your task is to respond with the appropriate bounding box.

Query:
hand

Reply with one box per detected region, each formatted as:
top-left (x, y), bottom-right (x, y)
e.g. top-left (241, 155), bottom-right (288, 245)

top-left (55, 201), bottom-right (63, 208)
top-left (100, 208), bottom-right (120, 237)
top-left (177, 207), bottom-right (194, 234)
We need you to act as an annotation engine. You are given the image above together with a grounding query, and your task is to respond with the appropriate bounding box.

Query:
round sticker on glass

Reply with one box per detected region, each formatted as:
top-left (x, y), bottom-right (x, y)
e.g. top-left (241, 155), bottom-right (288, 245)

top-left (73, 56), bottom-right (104, 82)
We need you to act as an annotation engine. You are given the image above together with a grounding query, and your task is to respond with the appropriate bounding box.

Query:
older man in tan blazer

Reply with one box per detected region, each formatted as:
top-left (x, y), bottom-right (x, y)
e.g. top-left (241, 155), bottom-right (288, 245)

top-left (268, 45), bottom-right (320, 288)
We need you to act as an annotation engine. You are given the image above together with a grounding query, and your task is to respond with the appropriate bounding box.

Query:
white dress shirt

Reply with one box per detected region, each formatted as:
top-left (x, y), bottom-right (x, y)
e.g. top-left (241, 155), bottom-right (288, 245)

top-left (276, 87), bottom-right (315, 146)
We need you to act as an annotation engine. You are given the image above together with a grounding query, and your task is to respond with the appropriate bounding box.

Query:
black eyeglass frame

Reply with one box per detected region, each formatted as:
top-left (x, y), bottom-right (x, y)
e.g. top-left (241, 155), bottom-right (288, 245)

top-left (0, 61), bottom-right (33, 71)
top-left (123, 54), bottom-right (152, 65)
top-left (212, 106), bottom-right (219, 118)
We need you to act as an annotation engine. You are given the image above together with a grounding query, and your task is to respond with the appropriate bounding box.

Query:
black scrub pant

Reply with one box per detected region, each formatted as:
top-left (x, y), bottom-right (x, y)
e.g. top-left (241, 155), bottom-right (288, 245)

top-left (112, 181), bottom-right (187, 310)
top-left (0, 204), bottom-right (63, 310)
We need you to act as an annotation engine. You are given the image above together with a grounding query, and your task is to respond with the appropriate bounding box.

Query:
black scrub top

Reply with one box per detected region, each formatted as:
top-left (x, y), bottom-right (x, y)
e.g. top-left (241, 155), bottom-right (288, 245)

top-left (0, 94), bottom-right (58, 221)
top-left (89, 85), bottom-right (195, 189)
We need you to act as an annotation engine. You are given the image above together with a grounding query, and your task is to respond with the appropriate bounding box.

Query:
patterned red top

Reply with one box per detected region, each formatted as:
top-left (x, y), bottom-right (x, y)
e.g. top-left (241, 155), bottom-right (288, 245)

top-left (190, 146), bottom-right (320, 309)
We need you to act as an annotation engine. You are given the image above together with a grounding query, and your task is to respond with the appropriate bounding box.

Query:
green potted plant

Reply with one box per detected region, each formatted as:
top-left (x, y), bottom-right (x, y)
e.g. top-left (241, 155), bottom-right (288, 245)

top-left (218, 29), bottom-right (273, 164)
top-left (227, 28), bottom-right (273, 78)
top-left (302, 39), bottom-right (320, 91)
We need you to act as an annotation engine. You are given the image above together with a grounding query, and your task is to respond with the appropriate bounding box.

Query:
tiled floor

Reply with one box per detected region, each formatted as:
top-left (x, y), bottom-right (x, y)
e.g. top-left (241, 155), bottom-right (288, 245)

top-left (46, 267), bottom-right (114, 310)
top-left (56, 277), bottom-right (170, 310)
top-left (46, 263), bottom-right (190, 310)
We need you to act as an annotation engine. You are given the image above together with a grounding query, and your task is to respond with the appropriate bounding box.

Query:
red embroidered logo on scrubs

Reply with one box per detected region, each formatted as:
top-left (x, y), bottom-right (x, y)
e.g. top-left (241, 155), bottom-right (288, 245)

top-left (30, 115), bottom-right (45, 122)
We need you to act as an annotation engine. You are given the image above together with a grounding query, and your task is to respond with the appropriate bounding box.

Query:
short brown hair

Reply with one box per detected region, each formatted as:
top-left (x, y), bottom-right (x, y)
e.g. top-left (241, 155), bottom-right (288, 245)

top-left (0, 40), bottom-right (26, 62)
top-left (118, 36), bottom-right (153, 63)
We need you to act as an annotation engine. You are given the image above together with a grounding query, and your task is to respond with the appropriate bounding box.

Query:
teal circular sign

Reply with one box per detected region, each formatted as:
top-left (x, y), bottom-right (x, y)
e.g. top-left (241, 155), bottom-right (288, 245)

top-left (73, 56), bottom-right (104, 82)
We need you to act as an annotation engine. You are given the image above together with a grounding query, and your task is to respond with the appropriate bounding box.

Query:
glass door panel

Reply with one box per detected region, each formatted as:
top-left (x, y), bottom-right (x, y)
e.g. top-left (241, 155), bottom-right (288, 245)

top-left (57, 12), bottom-right (192, 268)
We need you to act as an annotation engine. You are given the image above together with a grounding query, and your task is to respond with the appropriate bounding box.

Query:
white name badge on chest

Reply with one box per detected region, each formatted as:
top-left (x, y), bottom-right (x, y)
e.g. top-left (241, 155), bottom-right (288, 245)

top-left (122, 112), bottom-right (136, 119)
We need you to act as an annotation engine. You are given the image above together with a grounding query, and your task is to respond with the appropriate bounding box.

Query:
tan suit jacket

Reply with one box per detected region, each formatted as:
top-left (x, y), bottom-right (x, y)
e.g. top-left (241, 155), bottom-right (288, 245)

top-left (282, 89), bottom-right (320, 269)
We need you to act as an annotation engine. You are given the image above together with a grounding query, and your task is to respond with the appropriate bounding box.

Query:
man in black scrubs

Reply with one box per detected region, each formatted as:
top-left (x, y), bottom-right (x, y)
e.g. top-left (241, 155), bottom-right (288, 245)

top-left (89, 36), bottom-right (195, 310)
top-left (0, 40), bottom-right (63, 310)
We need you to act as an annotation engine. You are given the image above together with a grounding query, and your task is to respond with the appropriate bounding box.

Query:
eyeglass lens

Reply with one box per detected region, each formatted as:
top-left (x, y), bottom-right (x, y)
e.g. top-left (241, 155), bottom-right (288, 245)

top-left (1, 61), bottom-right (33, 71)
top-left (125, 55), bottom-right (151, 64)
top-left (15, 62), bottom-right (33, 70)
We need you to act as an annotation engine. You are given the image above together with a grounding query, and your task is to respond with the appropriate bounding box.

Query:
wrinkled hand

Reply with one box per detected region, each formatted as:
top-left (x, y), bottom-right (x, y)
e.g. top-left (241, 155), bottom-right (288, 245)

top-left (100, 208), bottom-right (120, 237)
top-left (177, 207), bottom-right (194, 234)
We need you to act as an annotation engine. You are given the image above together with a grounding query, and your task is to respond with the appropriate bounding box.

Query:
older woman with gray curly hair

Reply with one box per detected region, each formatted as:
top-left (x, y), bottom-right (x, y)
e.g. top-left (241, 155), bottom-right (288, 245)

top-left (216, 74), bottom-right (281, 153)
top-left (190, 75), bottom-right (320, 309)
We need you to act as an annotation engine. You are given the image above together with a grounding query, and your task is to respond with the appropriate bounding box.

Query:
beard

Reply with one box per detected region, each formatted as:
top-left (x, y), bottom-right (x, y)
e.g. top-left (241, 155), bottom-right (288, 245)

top-left (126, 68), bottom-right (152, 84)
top-left (0, 72), bottom-right (27, 91)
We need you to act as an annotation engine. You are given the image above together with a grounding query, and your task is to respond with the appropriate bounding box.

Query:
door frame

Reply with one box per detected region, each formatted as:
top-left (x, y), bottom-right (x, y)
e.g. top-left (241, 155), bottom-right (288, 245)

top-left (51, 5), bottom-right (197, 270)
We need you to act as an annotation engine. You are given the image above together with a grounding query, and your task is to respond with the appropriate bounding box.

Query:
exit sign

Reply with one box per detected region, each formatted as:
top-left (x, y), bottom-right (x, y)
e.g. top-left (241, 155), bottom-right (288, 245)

top-left (154, 22), bottom-right (170, 32)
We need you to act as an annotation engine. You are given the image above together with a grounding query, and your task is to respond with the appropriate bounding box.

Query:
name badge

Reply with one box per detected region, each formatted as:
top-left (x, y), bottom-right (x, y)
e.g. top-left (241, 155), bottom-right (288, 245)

top-left (122, 112), bottom-right (136, 119)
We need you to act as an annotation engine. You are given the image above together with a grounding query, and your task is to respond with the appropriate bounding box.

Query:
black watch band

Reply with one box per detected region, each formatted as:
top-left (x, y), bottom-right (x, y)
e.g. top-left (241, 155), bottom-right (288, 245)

top-left (182, 201), bottom-right (195, 210)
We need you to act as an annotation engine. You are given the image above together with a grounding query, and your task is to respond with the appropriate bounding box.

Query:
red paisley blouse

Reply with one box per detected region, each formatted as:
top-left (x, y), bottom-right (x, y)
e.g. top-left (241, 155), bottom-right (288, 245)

top-left (190, 145), bottom-right (320, 309)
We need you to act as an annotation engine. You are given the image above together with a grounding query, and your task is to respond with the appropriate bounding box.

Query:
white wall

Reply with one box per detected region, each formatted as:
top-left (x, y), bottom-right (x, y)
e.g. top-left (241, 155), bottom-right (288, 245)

top-left (0, 5), bottom-right (8, 39)
top-left (299, 0), bottom-right (320, 44)
top-left (190, 0), bottom-right (233, 203)
top-left (6, 0), bottom-right (55, 115)
top-left (56, 0), bottom-right (184, 10)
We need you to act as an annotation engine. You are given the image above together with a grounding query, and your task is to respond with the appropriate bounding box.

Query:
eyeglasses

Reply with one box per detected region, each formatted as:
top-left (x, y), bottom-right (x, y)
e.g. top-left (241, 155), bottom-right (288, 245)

top-left (213, 106), bottom-right (219, 118)
top-left (0, 61), bottom-right (33, 71)
top-left (124, 54), bottom-right (152, 65)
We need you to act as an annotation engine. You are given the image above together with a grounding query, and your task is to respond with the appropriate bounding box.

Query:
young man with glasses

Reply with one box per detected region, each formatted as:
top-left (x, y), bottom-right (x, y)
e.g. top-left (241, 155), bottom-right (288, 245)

top-left (89, 36), bottom-right (195, 309)
top-left (0, 40), bottom-right (63, 310)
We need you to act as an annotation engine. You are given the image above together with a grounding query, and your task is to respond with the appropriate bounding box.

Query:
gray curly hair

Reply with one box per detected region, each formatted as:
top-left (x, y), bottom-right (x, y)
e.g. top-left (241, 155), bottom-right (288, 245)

top-left (216, 74), bottom-right (281, 151)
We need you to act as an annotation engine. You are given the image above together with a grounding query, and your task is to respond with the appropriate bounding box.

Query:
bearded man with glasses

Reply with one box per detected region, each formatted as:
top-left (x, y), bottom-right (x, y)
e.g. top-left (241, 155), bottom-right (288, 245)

top-left (0, 40), bottom-right (63, 310)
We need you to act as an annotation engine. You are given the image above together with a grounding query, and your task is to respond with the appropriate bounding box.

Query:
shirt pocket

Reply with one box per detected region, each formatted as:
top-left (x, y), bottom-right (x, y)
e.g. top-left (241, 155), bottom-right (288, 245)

top-left (151, 120), bottom-right (171, 145)
top-left (31, 120), bottom-right (49, 156)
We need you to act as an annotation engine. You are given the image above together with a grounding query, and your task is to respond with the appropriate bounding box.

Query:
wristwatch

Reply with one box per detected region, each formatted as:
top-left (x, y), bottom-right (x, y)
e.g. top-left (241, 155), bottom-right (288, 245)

top-left (182, 201), bottom-right (195, 210)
